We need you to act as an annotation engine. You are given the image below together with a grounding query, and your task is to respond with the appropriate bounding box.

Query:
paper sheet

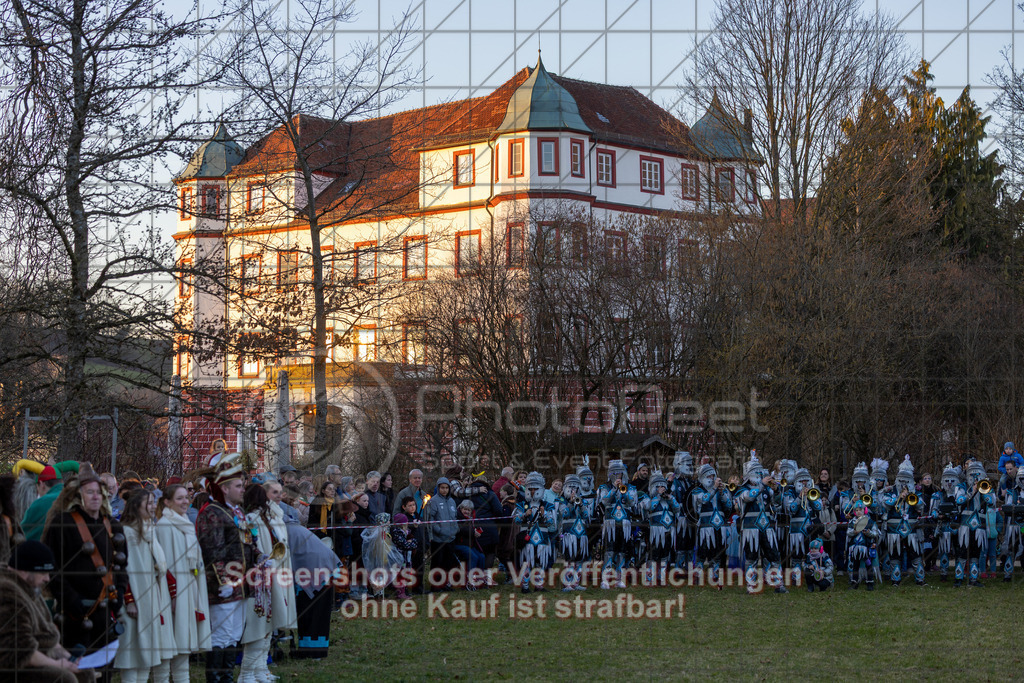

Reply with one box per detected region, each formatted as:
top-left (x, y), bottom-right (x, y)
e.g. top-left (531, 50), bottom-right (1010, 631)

top-left (76, 639), bottom-right (119, 669)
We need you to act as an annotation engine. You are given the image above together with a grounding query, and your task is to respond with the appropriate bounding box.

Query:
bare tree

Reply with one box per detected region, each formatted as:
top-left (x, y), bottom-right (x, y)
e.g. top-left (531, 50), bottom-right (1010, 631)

top-left (688, 0), bottom-right (909, 220)
top-left (0, 0), bottom-right (225, 461)
top-left (212, 0), bottom-right (433, 459)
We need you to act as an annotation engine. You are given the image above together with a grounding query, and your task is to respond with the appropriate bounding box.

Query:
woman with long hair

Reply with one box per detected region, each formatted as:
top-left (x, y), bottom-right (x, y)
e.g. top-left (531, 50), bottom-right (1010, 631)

top-left (42, 464), bottom-right (130, 666)
top-left (239, 484), bottom-right (276, 683)
top-left (113, 488), bottom-right (176, 683)
top-left (154, 484), bottom-right (211, 683)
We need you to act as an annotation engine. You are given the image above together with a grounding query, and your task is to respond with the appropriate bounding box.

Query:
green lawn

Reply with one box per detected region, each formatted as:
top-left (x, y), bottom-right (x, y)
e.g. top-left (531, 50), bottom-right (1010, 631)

top-left (267, 579), bottom-right (1023, 681)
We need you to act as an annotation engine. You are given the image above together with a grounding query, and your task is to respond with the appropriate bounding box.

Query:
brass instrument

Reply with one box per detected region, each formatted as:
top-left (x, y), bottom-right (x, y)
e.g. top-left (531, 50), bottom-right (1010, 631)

top-left (726, 483), bottom-right (738, 492)
top-left (978, 480), bottom-right (992, 495)
top-left (906, 493), bottom-right (919, 507)
top-left (807, 487), bottom-right (821, 502)
top-left (618, 484), bottom-right (629, 494)
top-left (860, 493), bottom-right (873, 506)
top-left (571, 495), bottom-right (582, 505)
top-left (270, 541), bottom-right (288, 562)
top-left (781, 478), bottom-right (789, 488)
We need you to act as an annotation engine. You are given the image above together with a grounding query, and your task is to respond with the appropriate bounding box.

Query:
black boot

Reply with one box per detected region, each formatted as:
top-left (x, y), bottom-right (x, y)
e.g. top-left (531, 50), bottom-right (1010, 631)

top-left (206, 647), bottom-right (223, 683)
top-left (221, 645), bottom-right (239, 683)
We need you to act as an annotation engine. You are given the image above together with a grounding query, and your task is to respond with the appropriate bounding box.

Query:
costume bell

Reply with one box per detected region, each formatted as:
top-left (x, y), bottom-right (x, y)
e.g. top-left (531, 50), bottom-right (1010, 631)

top-left (558, 474), bottom-right (590, 591)
top-left (929, 463), bottom-right (962, 582)
top-left (691, 462), bottom-right (732, 583)
top-left (954, 459), bottom-right (995, 587)
top-left (643, 471), bottom-right (679, 584)
top-left (735, 454), bottom-right (786, 593)
top-left (596, 460), bottom-right (639, 589)
top-left (513, 472), bottom-right (555, 593)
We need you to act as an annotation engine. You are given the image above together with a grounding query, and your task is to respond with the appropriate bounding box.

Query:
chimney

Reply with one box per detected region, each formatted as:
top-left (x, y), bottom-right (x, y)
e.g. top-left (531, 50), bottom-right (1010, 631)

top-left (743, 108), bottom-right (752, 133)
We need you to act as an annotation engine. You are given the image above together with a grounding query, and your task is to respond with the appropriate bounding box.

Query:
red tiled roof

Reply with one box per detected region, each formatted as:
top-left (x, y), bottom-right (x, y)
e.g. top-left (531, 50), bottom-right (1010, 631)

top-left (227, 68), bottom-right (699, 228)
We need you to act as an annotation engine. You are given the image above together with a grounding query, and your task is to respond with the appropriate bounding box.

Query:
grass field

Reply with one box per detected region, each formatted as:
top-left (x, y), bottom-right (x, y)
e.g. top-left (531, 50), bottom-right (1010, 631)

top-left (264, 577), bottom-right (1023, 681)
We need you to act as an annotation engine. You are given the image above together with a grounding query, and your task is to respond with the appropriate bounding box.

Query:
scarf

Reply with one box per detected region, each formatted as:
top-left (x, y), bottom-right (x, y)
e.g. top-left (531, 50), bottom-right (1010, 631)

top-left (161, 506), bottom-right (202, 568)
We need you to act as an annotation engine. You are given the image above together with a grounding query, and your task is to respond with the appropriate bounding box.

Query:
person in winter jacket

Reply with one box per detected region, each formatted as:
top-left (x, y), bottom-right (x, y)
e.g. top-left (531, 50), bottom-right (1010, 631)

top-left (391, 513), bottom-right (418, 599)
top-left (452, 501), bottom-right (485, 589)
top-left (423, 478), bottom-right (459, 586)
top-left (465, 478), bottom-right (503, 571)
top-left (998, 442), bottom-right (1024, 475)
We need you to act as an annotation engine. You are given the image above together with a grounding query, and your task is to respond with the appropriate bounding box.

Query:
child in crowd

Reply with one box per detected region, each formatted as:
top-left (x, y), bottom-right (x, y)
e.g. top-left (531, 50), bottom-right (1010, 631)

top-left (391, 513), bottom-right (418, 599)
top-left (805, 538), bottom-right (835, 592)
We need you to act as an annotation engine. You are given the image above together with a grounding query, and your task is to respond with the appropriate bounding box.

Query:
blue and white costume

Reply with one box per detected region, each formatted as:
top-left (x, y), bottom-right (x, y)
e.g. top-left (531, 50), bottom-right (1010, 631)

top-left (692, 462), bottom-right (732, 583)
top-left (929, 462), bottom-right (962, 581)
top-left (736, 454), bottom-right (786, 592)
top-left (513, 472), bottom-right (556, 593)
top-left (846, 500), bottom-right (880, 590)
top-left (671, 451), bottom-right (697, 568)
top-left (881, 455), bottom-right (926, 586)
top-left (643, 471), bottom-right (679, 582)
top-left (784, 468), bottom-right (822, 586)
top-left (999, 466), bottom-right (1024, 581)
top-left (954, 459), bottom-right (996, 587)
top-left (558, 474), bottom-right (591, 591)
top-left (597, 459), bottom-right (639, 589)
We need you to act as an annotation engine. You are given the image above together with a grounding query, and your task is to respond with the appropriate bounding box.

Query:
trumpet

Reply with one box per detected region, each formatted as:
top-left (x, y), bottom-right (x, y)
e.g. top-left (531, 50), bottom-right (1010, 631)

top-left (571, 495), bottom-right (582, 505)
top-left (978, 480), bottom-right (992, 495)
top-left (726, 483), bottom-right (738, 492)
top-left (807, 487), bottom-right (821, 502)
top-left (618, 484), bottom-right (629, 494)
top-left (270, 541), bottom-right (288, 562)
top-left (906, 493), bottom-right (919, 506)
top-left (860, 494), bottom-right (873, 506)
top-left (781, 478), bottom-right (789, 488)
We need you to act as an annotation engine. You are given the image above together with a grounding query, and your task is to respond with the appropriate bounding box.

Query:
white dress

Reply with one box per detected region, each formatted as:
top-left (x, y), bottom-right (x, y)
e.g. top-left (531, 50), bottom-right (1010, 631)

top-left (155, 508), bottom-right (212, 654)
top-left (114, 523), bottom-right (177, 670)
top-left (268, 502), bottom-right (298, 631)
top-left (241, 513), bottom-right (274, 645)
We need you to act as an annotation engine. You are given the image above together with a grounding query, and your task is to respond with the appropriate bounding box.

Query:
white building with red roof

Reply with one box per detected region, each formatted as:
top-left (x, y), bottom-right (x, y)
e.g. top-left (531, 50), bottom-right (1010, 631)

top-left (172, 57), bottom-right (760, 467)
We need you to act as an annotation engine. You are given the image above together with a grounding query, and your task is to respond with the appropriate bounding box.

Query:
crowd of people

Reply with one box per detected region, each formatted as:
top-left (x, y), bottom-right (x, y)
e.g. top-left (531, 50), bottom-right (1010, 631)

top-left (2, 441), bottom-right (1023, 680)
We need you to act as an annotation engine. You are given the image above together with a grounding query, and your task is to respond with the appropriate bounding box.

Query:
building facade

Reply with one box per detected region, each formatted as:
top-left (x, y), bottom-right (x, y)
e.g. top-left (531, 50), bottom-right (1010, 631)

top-left (171, 57), bottom-right (759, 469)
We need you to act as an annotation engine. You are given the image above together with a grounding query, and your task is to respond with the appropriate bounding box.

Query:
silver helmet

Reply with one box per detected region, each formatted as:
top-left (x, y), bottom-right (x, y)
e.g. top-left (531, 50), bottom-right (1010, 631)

top-left (524, 471), bottom-right (546, 504)
top-left (673, 451), bottom-right (694, 478)
top-left (743, 453), bottom-right (762, 485)
top-left (648, 470), bottom-right (669, 498)
top-left (607, 459), bottom-right (628, 485)
top-left (895, 455), bottom-right (914, 489)
top-left (965, 459), bottom-right (986, 487)
top-left (697, 463), bottom-right (717, 490)
top-left (794, 468), bottom-right (813, 493)
top-left (576, 456), bottom-right (594, 495)
top-left (851, 462), bottom-right (870, 493)
top-left (869, 458), bottom-right (890, 489)
top-left (940, 462), bottom-right (961, 495)
top-left (562, 474), bottom-right (582, 500)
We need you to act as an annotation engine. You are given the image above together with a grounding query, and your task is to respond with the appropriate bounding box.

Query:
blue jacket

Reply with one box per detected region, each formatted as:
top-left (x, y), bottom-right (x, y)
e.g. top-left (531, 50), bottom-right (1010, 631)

top-left (998, 451), bottom-right (1024, 475)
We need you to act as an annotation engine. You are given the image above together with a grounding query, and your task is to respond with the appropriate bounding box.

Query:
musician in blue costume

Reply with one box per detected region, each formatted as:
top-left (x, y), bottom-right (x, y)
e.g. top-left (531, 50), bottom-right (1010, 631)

top-left (929, 462), bottom-right (961, 582)
top-left (999, 465), bottom-right (1024, 581)
top-left (671, 451), bottom-right (697, 569)
top-left (735, 454), bottom-right (787, 593)
top-left (643, 470), bottom-right (679, 584)
top-left (845, 500), bottom-right (880, 590)
top-left (557, 474), bottom-right (590, 591)
top-left (783, 467), bottom-right (822, 586)
top-left (513, 472), bottom-right (556, 594)
top-left (691, 462), bottom-right (732, 584)
top-left (881, 455), bottom-right (927, 586)
top-left (596, 460), bottom-right (639, 589)
top-left (954, 459), bottom-right (995, 587)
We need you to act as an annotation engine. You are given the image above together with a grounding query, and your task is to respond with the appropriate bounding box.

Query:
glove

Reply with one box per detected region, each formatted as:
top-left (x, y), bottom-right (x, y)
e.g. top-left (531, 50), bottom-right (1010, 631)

top-left (264, 559), bottom-right (276, 570)
top-left (218, 584), bottom-right (235, 599)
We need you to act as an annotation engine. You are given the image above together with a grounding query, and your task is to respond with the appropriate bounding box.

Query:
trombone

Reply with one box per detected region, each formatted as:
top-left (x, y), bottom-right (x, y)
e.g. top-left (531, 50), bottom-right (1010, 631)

top-left (860, 493), bottom-right (873, 506)
top-left (807, 487), bottom-right (821, 502)
top-left (978, 480), bottom-right (992, 495)
top-left (726, 483), bottom-right (738, 493)
top-left (618, 483), bottom-right (629, 494)
top-left (906, 493), bottom-right (919, 507)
